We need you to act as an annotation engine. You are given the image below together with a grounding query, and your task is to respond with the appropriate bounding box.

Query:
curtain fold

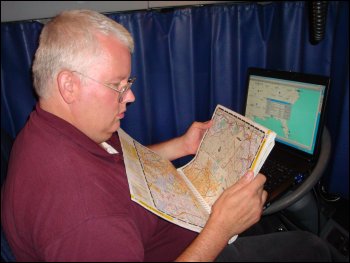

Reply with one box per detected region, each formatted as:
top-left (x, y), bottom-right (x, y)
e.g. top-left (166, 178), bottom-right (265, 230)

top-left (1, 1), bottom-right (348, 197)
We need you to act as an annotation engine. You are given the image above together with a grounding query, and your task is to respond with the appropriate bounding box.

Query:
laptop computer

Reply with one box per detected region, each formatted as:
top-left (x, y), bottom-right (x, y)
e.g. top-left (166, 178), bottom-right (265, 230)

top-left (243, 67), bottom-right (330, 206)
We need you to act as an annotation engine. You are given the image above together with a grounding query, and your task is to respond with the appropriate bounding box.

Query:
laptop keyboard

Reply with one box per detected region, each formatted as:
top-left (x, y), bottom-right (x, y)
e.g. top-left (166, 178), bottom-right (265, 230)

top-left (261, 158), bottom-right (297, 193)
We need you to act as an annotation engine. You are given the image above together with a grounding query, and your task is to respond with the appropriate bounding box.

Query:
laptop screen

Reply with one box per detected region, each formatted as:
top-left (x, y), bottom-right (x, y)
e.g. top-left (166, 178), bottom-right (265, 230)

top-left (244, 68), bottom-right (329, 156)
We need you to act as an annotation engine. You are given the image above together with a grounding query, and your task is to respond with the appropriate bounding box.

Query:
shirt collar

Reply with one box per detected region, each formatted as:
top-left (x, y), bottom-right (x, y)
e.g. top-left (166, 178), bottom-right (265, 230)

top-left (34, 103), bottom-right (120, 157)
top-left (100, 141), bottom-right (119, 154)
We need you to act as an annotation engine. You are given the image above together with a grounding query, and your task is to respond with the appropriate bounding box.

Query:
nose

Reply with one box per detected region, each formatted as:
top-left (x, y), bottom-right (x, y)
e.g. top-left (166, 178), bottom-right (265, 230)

top-left (121, 89), bottom-right (136, 104)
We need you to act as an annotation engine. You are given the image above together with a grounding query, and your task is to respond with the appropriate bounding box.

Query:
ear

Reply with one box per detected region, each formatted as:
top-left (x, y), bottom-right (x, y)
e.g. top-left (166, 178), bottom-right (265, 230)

top-left (57, 70), bottom-right (78, 104)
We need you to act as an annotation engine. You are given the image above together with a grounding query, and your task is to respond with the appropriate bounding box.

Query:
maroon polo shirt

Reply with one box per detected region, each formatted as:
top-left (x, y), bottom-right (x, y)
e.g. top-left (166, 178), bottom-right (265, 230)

top-left (1, 104), bottom-right (197, 261)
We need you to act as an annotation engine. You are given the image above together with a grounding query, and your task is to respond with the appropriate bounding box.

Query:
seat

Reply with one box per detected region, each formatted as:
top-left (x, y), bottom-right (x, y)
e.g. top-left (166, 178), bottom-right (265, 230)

top-left (1, 129), bottom-right (16, 262)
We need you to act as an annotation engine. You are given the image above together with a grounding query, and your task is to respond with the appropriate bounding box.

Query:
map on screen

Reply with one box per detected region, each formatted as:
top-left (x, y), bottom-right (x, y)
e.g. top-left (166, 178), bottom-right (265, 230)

top-left (245, 75), bottom-right (325, 154)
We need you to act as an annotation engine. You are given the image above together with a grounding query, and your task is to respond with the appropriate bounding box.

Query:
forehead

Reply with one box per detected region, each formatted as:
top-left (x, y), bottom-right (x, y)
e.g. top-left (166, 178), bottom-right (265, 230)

top-left (95, 33), bottom-right (131, 77)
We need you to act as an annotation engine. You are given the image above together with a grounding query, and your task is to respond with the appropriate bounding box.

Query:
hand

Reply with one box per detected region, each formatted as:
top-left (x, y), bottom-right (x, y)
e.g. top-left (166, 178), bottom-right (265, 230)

top-left (205, 171), bottom-right (268, 242)
top-left (181, 120), bottom-right (213, 155)
top-left (147, 120), bottom-right (212, 161)
top-left (177, 172), bottom-right (267, 261)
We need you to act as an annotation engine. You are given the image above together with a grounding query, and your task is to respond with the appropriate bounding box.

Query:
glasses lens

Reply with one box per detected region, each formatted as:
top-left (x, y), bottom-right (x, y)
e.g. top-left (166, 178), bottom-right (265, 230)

top-left (118, 83), bottom-right (131, 102)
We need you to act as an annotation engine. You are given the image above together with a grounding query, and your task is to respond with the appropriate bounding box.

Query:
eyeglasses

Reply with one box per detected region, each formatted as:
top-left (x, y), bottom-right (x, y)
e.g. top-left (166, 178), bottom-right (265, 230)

top-left (71, 71), bottom-right (136, 103)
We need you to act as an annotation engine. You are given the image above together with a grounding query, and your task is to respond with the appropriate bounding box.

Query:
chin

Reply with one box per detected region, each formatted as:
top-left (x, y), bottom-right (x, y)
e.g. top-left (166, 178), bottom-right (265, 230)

top-left (107, 123), bottom-right (120, 138)
top-left (114, 121), bottom-right (121, 131)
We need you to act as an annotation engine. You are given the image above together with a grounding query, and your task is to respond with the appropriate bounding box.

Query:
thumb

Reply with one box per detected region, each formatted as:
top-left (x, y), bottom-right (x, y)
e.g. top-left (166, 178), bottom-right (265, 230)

top-left (231, 170), bottom-right (254, 192)
top-left (199, 120), bottom-right (213, 129)
top-left (242, 170), bottom-right (254, 183)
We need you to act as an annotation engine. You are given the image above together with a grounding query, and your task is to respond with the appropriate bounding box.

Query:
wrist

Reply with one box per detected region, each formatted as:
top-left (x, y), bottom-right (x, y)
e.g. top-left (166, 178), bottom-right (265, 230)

top-left (205, 212), bottom-right (235, 243)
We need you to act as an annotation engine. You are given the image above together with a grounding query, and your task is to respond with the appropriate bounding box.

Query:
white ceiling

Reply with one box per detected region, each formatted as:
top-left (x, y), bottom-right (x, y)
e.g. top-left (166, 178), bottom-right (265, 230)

top-left (1, 1), bottom-right (233, 22)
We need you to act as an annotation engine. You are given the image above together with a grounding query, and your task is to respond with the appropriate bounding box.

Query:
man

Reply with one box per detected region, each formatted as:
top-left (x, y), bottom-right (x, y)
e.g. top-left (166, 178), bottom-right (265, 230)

top-left (1, 10), bottom-right (332, 261)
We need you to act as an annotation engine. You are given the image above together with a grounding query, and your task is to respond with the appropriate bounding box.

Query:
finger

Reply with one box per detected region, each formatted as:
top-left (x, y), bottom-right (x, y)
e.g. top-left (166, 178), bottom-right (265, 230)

top-left (204, 119), bottom-right (213, 127)
top-left (227, 171), bottom-right (262, 195)
top-left (235, 173), bottom-right (265, 195)
top-left (253, 173), bottom-right (266, 187)
top-left (262, 190), bottom-right (268, 204)
top-left (257, 185), bottom-right (265, 198)
top-left (230, 170), bottom-right (255, 192)
top-left (256, 173), bottom-right (266, 181)
top-left (195, 120), bottom-right (212, 128)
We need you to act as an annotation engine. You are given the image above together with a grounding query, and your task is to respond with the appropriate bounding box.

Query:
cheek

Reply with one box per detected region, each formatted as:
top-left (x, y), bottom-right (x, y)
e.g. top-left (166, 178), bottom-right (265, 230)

top-left (81, 88), bottom-right (119, 119)
top-left (107, 93), bottom-right (119, 106)
top-left (101, 94), bottom-right (120, 115)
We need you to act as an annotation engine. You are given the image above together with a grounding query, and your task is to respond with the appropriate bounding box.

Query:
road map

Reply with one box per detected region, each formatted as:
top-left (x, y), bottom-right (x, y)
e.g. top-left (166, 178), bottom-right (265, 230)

top-left (180, 106), bottom-right (275, 207)
top-left (119, 129), bottom-right (208, 232)
top-left (119, 104), bottom-right (275, 235)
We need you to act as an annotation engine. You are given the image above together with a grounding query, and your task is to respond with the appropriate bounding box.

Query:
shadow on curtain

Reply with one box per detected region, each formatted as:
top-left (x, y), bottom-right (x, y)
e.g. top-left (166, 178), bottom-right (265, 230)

top-left (1, 1), bottom-right (348, 197)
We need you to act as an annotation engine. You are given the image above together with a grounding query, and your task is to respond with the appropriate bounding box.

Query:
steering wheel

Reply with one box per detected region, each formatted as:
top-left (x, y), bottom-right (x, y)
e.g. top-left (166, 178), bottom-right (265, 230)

top-left (263, 126), bottom-right (331, 215)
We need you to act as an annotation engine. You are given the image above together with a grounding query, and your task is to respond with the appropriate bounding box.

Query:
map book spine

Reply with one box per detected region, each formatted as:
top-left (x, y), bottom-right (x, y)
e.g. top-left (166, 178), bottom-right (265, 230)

top-left (177, 169), bottom-right (212, 214)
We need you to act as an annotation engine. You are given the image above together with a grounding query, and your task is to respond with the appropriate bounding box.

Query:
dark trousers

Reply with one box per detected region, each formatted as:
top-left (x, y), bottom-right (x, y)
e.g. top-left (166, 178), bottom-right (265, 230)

top-left (215, 230), bottom-right (333, 262)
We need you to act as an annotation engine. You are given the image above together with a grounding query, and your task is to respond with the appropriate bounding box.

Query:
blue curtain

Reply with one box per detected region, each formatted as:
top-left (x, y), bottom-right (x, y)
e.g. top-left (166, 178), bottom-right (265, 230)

top-left (1, 1), bottom-right (348, 198)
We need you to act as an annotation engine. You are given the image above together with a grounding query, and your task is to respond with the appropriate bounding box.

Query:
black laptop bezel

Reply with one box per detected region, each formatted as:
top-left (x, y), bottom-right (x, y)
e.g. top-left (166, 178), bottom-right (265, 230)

top-left (243, 67), bottom-right (330, 164)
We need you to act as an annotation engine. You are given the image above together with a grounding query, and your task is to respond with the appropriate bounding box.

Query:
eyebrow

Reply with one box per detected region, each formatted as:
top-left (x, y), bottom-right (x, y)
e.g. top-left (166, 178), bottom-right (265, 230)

top-left (108, 75), bottom-right (129, 84)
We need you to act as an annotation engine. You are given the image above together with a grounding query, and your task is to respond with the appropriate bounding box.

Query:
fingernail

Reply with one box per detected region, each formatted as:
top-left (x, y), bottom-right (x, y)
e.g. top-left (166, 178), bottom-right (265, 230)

top-left (245, 170), bottom-right (254, 180)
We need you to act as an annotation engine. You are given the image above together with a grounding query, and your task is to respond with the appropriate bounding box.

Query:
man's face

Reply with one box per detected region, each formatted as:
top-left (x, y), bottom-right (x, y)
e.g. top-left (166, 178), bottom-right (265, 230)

top-left (71, 34), bottom-right (135, 143)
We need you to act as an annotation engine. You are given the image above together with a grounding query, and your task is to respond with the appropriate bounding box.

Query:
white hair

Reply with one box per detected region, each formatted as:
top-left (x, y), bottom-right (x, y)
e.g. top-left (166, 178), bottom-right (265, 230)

top-left (32, 9), bottom-right (134, 98)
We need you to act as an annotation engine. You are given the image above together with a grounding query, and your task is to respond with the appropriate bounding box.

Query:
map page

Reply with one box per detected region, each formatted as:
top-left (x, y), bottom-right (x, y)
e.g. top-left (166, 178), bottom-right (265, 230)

top-left (119, 128), bottom-right (209, 233)
top-left (118, 104), bottom-right (275, 234)
top-left (179, 105), bottom-right (276, 207)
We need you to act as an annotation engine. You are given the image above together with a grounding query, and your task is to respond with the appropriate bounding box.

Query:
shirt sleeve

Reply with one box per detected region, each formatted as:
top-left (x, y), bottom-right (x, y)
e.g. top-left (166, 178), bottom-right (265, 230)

top-left (42, 215), bottom-right (144, 262)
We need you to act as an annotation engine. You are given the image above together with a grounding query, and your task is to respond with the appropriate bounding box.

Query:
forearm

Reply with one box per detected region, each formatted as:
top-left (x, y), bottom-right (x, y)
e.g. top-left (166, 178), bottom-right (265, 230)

top-left (148, 121), bottom-right (211, 161)
top-left (148, 136), bottom-right (190, 161)
top-left (175, 220), bottom-right (230, 262)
